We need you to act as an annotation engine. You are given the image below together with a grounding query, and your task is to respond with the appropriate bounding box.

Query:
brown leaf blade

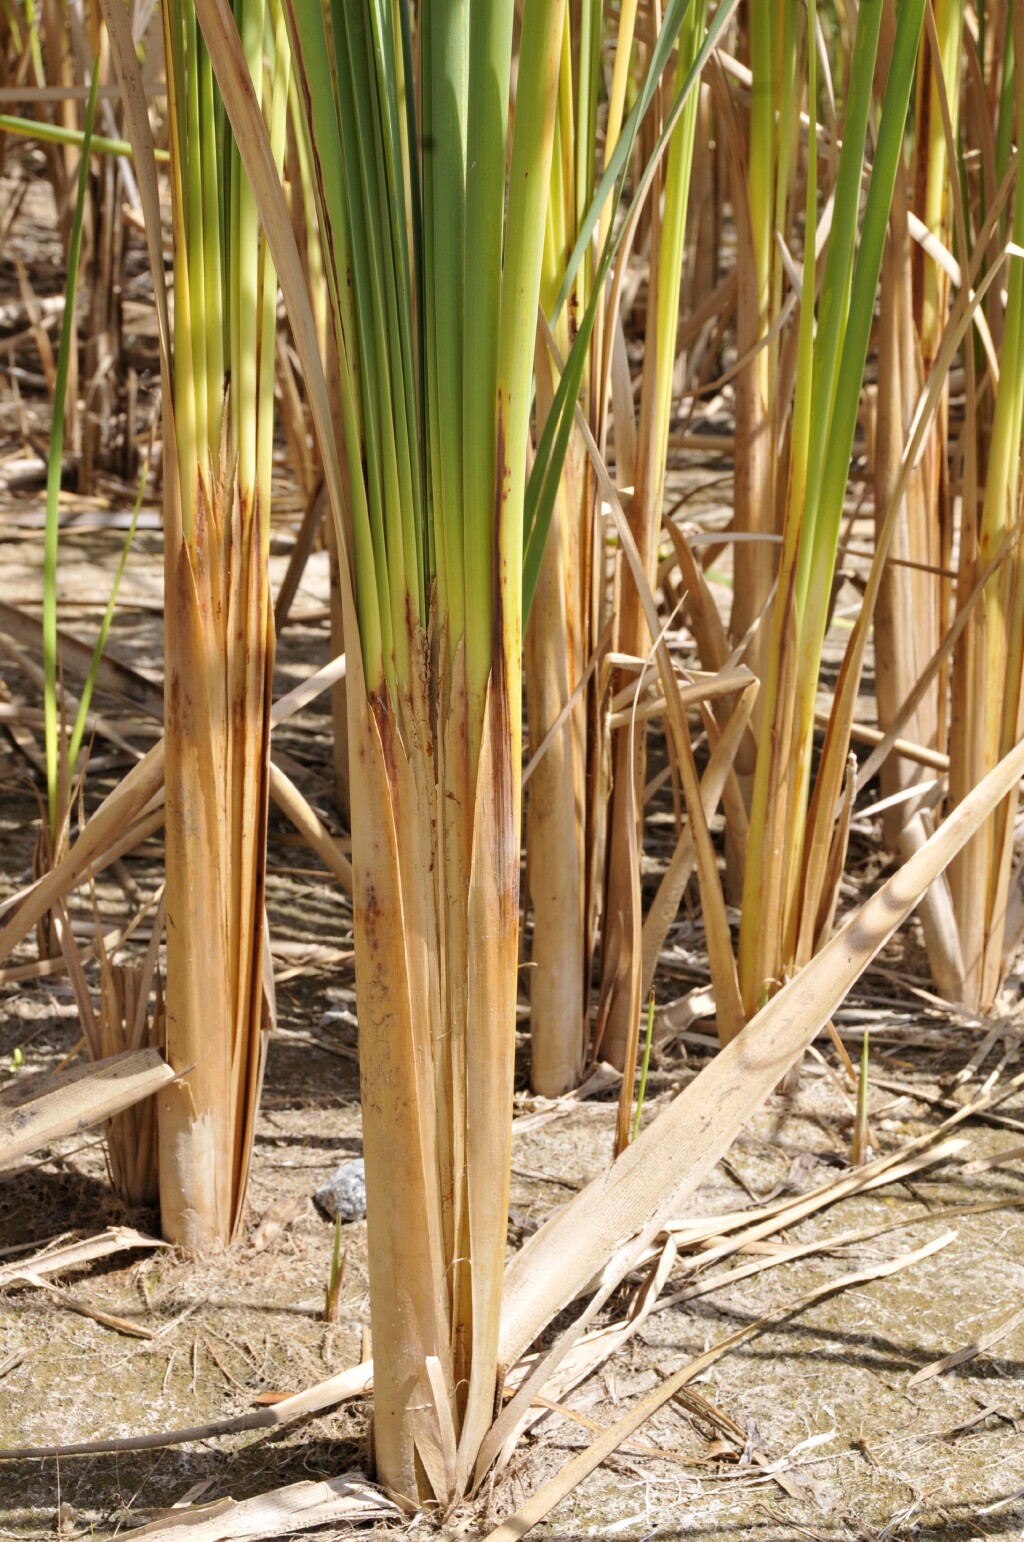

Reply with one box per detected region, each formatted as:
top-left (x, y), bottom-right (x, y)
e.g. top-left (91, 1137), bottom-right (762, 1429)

top-left (0, 1049), bottom-right (174, 1170)
top-left (116, 1474), bottom-right (398, 1541)
top-left (497, 732), bottom-right (1024, 1384)
top-left (485, 1234), bottom-right (955, 1540)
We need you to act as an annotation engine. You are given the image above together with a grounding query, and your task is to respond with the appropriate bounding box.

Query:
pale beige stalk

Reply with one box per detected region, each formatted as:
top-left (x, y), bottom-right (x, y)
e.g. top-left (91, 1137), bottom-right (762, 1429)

top-left (524, 443), bottom-right (588, 1093)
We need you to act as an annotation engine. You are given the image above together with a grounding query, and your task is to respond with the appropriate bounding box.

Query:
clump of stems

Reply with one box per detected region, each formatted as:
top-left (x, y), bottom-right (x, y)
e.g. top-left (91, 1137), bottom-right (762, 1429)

top-left (155, 0), bottom-right (289, 1248)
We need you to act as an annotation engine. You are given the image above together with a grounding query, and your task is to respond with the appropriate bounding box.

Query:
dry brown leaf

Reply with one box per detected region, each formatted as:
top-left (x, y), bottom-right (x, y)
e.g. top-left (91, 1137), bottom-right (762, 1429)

top-left (484, 734), bottom-right (1024, 1486)
top-left (12, 1271), bottom-right (153, 1339)
top-left (908, 1300), bottom-right (1024, 1387)
top-left (0, 1360), bottom-right (374, 1460)
top-left (0, 1226), bottom-right (165, 1288)
top-left (0, 1049), bottom-right (175, 1171)
top-left (116, 1474), bottom-right (398, 1541)
top-left (484, 1233), bottom-right (955, 1539)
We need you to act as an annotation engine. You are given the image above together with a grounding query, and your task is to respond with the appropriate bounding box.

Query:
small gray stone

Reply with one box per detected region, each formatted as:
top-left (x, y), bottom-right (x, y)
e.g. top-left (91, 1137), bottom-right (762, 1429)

top-left (313, 1158), bottom-right (366, 1222)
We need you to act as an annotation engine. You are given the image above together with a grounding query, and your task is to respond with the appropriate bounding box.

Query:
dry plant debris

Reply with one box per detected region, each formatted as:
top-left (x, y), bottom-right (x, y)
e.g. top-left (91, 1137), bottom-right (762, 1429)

top-left (116, 1473), bottom-right (399, 1540)
top-left (0, 1048), bottom-right (174, 1169)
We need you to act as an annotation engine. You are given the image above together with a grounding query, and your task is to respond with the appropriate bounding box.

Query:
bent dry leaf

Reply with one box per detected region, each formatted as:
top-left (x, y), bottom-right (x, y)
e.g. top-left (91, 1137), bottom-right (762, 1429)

top-left (485, 1233), bottom-right (956, 1540)
top-left (495, 730), bottom-right (1024, 1400)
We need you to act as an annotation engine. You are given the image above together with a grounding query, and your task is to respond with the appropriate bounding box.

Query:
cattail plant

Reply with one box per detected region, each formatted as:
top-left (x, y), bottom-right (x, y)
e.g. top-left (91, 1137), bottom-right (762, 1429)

top-left (522, 0), bottom-right (607, 1097)
top-left (524, 0), bottom-right (728, 1085)
top-left (39, 63), bottom-right (99, 903)
top-left (190, 0), bottom-right (565, 1502)
top-left (522, 0), bottom-right (652, 1094)
top-left (948, 2), bottom-right (1024, 1006)
top-left (852, 2), bottom-right (1024, 1010)
top-left (599, 0), bottom-right (710, 1067)
top-left (737, 0), bottom-right (928, 1016)
top-left (298, 0), bottom-right (564, 1502)
top-left (108, 0), bottom-right (291, 1249)
top-left (728, 0), bottom-right (799, 662)
top-left (866, 0), bottom-right (967, 1000)
top-left (31, 62), bottom-right (141, 973)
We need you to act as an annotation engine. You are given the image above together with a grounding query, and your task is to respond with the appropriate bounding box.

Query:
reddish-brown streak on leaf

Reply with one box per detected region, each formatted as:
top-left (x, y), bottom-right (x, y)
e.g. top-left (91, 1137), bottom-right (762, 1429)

top-left (370, 693), bottom-right (399, 790)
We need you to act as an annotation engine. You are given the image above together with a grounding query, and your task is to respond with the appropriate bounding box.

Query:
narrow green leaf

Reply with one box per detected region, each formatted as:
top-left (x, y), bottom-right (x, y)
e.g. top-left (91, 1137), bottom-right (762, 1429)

top-left (462, 0), bottom-right (514, 749)
top-left (67, 462), bottom-right (147, 774)
top-left (630, 989), bottom-right (656, 1143)
top-left (523, 0), bottom-right (735, 620)
top-left (43, 62), bottom-right (99, 839)
top-left (793, 0), bottom-right (886, 624)
top-left (800, 0), bottom-right (927, 660)
top-left (0, 113), bottom-right (169, 159)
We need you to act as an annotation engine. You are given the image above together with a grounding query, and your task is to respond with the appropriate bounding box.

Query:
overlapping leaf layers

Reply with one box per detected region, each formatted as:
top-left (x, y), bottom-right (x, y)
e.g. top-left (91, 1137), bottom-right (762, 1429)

top-left (865, 0), bottom-right (968, 1003)
top-left (280, 0), bottom-right (563, 1508)
top-left (854, 1), bottom-right (1024, 1010)
top-left (947, 2), bottom-right (1024, 1007)
top-left (737, 0), bottom-right (930, 1016)
top-left (598, 0), bottom-right (711, 1071)
top-left (521, 0), bottom-right (722, 1089)
top-left (158, 0), bottom-right (288, 1248)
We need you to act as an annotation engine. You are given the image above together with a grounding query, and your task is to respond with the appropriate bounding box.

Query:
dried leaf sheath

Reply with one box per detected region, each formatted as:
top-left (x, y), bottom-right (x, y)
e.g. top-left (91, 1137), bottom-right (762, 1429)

top-left (457, 670), bottom-right (520, 1486)
top-left (348, 637), bottom-right (450, 1505)
top-left (347, 626), bottom-right (521, 1504)
top-left (524, 434), bottom-right (587, 1095)
top-left (160, 473), bottom-right (273, 1244)
top-left (153, 0), bottom-right (286, 1249)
